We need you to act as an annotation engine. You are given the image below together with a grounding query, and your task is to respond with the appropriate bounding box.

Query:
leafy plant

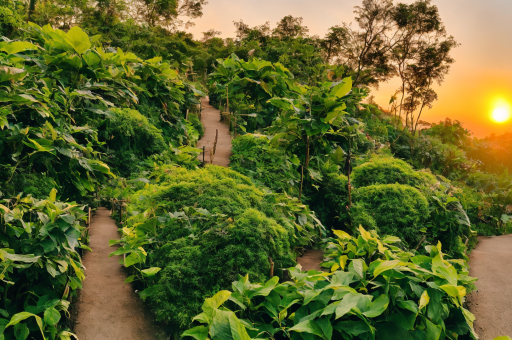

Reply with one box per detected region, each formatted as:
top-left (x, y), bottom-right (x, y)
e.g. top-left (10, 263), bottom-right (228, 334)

top-left (268, 77), bottom-right (357, 200)
top-left (183, 226), bottom-right (477, 339)
top-left (0, 191), bottom-right (88, 339)
top-left (107, 165), bottom-right (324, 335)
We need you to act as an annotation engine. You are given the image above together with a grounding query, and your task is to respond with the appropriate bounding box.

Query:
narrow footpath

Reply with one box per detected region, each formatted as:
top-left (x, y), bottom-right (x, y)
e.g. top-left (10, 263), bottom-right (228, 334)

top-left (75, 208), bottom-right (167, 340)
top-left (197, 97), bottom-right (232, 167)
top-left (466, 235), bottom-right (512, 339)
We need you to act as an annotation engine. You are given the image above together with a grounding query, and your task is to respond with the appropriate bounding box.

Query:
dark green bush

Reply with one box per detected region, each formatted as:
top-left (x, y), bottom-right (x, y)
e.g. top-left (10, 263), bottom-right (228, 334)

top-left (116, 166), bottom-right (323, 333)
top-left (102, 108), bottom-right (167, 176)
top-left (352, 157), bottom-right (436, 188)
top-left (352, 184), bottom-right (430, 246)
top-left (230, 134), bottom-right (299, 194)
top-left (149, 208), bottom-right (295, 329)
top-left (309, 171), bottom-right (349, 229)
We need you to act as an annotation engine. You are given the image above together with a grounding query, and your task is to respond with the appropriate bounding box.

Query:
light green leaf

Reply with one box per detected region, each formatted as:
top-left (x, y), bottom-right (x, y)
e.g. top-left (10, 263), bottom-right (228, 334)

top-left (181, 325), bottom-right (209, 340)
top-left (363, 294), bottom-right (389, 318)
top-left (141, 267), bottom-right (161, 277)
top-left (44, 307), bottom-right (61, 326)
top-left (289, 320), bottom-right (324, 338)
top-left (373, 260), bottom-right (400, 278)
top-left (0, 41), bottom-right (38, 55)
top-left (65, 27), bottom-right (91, 55)
top-left (331, 77), bottom-right (352, 98)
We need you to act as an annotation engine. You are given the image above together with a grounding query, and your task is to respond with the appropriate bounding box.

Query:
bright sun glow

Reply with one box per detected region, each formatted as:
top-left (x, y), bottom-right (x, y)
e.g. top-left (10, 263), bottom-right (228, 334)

top-left (492, 107), bottom-right (511, 123)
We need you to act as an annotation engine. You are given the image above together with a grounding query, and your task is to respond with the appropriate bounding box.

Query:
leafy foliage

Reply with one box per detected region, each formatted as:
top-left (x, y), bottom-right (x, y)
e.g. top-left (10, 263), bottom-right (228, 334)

top-left (183, 226), bottom-right (477, 340)
top-left (108, 165), bottom-right (324, 333)
top-left (230, 134), bottom-right (300, 194)
top-left (0, 192), bottom-right (88, 339)
top-left (352, 184), bottom-right (430, 246)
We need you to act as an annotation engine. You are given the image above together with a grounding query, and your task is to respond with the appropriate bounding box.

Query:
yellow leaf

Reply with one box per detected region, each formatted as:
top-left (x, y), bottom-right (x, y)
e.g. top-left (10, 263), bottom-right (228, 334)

top-left (419, 290), bottom-right (430, 310)
top-left (339, 255), bottom-right (349, 270)
top-left (331, 263), bottom-right (340, 272)
top-left (333, 230), bottom-right (352, 240)
top-left (358, 225), bottom-right (372, 241)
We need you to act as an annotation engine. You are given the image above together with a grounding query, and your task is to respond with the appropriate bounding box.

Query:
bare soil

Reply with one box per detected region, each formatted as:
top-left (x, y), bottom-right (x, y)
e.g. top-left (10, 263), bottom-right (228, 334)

top-left (297, 249), bottom-right (324, 272)
top-left (74, 208), bottom-right (167, 340)
top-left (196, 98), bottom-right (232, 167)
top-left (466, 235), bottom-right (512, 339)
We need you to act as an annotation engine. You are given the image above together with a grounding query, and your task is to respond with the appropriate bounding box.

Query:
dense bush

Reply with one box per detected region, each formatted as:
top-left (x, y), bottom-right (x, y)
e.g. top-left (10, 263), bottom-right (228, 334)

top-left (352, 157), bottom-right (436, 188)
top-left (183, 227), bottom-right (477, 340)
top-left (352, 184), bottom-right (430, 246)
top-left (0, 192), bottom-right (88, 339)
top-left (230, 134), bottom-right (300, 193)
top-left (101, 108), bottom-right (167, 176)
top-left (112, 165), bottom-right (324, 334)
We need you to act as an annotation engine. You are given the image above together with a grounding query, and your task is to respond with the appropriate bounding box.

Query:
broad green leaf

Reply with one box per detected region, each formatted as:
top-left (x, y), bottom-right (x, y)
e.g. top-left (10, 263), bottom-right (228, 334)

top-left (289, 320), bottom-right (324, 338)
top-left (44, 307), bottom-right (61, 326)
top-left (335, 293), bottom-right (361, 319)
top-left (210, 310), bottom-right (251, 340)
top-left (373, 260), bottom-right (400, 278)
top-left (202, 290), bottom-right (232, 317)
top-left (426, 319), bottom-right (442, 340)
top-left (181, 325), bottom-right (209, 340)
top-left (14, 323), bottom-right (29, 340)
top-left (396, 300), bottom-right (418, 314)
top-left (141, 267), bottom-right (161, 277)
top-left (333, 320), bottom-right (370, 336)
top-left (248, 276), bottom-right (279, 298)
top-left (6, 312), bottom-right (45, 339)
top-left (331, 77), bottom-right (352, 98)
top-left (0, 41), bottom-right (38, 55)
top-left (363, 294), bottom-right (389, 318)
top-left (65, 27), bottom-right (91, 54)
top-left (124, 275), bottom-right (136, 283)
top-left (351, 259), bottom-right (364, 278)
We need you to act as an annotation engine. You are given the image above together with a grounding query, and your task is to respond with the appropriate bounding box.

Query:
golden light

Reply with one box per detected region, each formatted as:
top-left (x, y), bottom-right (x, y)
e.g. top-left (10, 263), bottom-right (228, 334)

top-left (492, 107), bottom-right (510, 123)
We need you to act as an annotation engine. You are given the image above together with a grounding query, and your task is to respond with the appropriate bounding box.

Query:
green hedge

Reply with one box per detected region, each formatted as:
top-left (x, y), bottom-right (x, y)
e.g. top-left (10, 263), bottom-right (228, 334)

top-left (116, 166), bottom-right (323, 334)
top-left (352, 184), bottom-right (430, 246)
top-left (352, 157), bottom-right (436, 188)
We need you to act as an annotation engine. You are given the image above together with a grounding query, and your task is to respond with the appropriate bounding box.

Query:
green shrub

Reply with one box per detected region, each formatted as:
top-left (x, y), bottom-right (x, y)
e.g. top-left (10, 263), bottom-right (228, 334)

top-left (352, 184), bottom-right (430, 246)
top-left (310, 171), bottom-right (349, 229)
top-left (182, 226), bottom-right (478, 340)
top-left (187, 114), bottom-right (204, 146)
top-left (0, 193), bottom-right (88, 339)
top-left (113, 166), bottom-right (324, 334)
top-left (106, 107), bottom-right (167, 154)
top-left (352, 157), bottom-right (436, 188)
top-left (149, 208), bottom-right (295, 329)
top-left (103, 108), bottom-right (167, 176)
top-left (230, 134), bottom-right (300, 194)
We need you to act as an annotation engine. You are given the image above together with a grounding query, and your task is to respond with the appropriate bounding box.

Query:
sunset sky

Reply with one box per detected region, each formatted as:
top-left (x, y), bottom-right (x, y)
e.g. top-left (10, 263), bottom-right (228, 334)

top-left (186, 0), bottom-right (512, 138)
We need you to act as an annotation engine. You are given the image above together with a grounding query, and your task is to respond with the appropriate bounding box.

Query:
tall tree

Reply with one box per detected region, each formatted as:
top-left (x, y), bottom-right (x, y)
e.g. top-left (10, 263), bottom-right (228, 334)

top-left (272, 15), bottom-right (309, 39)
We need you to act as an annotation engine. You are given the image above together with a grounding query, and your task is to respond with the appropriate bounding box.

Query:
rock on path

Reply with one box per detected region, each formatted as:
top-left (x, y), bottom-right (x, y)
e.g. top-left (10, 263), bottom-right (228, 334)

top-left (75, 208), bottom-right (167, 340)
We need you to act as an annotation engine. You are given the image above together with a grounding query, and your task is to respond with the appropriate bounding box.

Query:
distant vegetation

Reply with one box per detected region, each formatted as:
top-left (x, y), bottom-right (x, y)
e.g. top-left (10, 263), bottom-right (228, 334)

top-left (1, 0), bottom-right (511, 338)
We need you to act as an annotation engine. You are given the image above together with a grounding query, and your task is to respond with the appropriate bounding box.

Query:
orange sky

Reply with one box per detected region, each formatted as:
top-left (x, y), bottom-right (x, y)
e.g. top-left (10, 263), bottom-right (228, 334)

top-left (186, 0), bottom-right (512, 137)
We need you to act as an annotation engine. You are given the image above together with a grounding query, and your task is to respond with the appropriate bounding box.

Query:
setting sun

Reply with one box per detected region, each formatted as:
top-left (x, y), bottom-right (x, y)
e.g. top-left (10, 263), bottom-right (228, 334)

top-left (492, 107), bottom-right (511, 123)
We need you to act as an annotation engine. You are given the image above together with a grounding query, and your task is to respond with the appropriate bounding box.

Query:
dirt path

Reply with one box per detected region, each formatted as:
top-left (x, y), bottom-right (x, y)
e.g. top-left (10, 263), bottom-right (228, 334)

top-left (297, 249), bottom-right (324, 272)
top-left (75, 208), bottom-right (167, 340)
top-left (197, 98), bottom-right (232, 167)
top-left (466, 235), bottom-right (512, 339)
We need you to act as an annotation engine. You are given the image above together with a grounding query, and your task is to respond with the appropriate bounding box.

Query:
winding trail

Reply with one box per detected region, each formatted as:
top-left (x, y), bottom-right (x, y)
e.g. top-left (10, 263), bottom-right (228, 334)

top-left (75, 208), bottom-right (167, 340)
top-left (466, 235), bottom-right (512, 339)
top-left (197, 98), bottom-right (232, 167)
